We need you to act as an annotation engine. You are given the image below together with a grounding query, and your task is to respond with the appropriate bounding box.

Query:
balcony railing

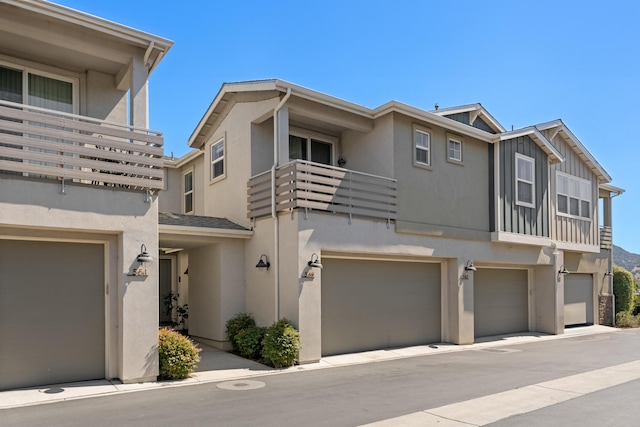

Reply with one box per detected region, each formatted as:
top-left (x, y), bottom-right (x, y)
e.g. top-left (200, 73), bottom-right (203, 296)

top-left (0, 100), bottom-right (164, 190)
top-left (247, 160), bottom-right (397, 222)
top-left (600, 225), bottom-right (612, 249)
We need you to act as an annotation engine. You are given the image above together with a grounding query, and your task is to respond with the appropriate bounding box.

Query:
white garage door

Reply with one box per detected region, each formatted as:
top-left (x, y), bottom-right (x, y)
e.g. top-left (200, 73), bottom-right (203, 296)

top-left (564, 274), bottom-right (593, 326)
top-left (321, 258), bottom-right (441, 356)
top-left (0, 240), bottom-right (105, 390)
top-left (474, 268), bottom-right (528, 338)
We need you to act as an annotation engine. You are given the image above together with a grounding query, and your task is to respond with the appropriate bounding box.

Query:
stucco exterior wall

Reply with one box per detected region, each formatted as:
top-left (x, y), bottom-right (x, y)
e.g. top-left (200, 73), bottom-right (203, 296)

top-left (0, 177), bottom-right (159, 383)
top-left (341, 112), bottom-right (394, 178)
top-left (393, 113), bottom-right (491, 236)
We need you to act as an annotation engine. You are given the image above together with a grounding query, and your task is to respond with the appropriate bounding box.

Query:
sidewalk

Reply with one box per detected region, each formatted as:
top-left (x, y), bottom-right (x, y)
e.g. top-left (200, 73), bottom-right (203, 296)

top-left (0, 325), bottom-right (617, 409)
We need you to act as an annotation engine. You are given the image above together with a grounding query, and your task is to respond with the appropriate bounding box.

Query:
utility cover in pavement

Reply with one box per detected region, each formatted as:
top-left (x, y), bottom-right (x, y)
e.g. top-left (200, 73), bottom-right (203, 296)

top-left (216, 380), bottom-right (266, 391)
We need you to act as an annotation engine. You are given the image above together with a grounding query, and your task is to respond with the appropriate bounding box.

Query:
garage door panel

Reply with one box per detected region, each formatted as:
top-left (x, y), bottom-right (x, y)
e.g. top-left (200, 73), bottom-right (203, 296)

top-left (322, 258), bottom-right (441, 356)
top-left (564, 274), bottom-right (593, 326)
top-left (0, 240), bottom-right (105, 391)
top-left (474, 269), bottom-right (528, 338)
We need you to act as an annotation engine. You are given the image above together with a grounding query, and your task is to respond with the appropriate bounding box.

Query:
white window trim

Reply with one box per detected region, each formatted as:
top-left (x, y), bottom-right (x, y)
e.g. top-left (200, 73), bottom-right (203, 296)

top-left (210, 137), bottom-right (225, 183)
top-left (446, 133), bottom-right (464, 164)
top-left (413, 125), bottom-right (431, 169)
top-left (183, 168), bottom-right (194, 214)
top-left (288, 126), bottom-right (337, 165)
top-left (515, 153), bottom-right (535, 208)
top-left (556, 171), bottom-right (592, 221)
top-left (0, 58), bottom-right (79, 113)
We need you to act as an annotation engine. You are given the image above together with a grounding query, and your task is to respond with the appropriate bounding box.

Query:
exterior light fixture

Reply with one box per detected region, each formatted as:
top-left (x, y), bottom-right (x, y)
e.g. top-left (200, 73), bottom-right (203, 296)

top-left (308, 253), bottom-right (323, 269)
top-left (129, 244), bottom-right (153, 277)
top-left (557, 266), bottom-right (570, 281)
top-left (604, 271), bottom-right (613, 277)
top-left (464, 261), bottom-right (477, 272)
top-left (256, 254), bottom-right (270, 270)
top-left (337, 157), bottom-right (347, 167)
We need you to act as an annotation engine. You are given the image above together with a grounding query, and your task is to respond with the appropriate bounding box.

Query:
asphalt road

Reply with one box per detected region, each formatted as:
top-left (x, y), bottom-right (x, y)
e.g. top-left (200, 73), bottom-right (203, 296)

top-left (2, 328), bottom-right (640, 427)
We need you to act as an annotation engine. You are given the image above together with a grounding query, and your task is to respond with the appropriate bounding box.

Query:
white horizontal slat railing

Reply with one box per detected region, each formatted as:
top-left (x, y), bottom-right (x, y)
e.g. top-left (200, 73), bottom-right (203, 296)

top-left (247, 159), bottom-right (397, 223)
top-left (0, 100), bottom-right (164, 190)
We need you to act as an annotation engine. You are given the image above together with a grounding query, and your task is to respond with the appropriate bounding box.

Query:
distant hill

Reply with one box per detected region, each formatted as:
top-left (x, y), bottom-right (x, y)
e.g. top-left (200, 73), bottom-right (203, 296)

top-left (613, 245), bottom-right (640, 281)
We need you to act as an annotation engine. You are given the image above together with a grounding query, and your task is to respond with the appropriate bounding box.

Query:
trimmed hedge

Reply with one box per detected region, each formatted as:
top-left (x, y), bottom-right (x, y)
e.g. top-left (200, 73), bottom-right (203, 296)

top-left (158, 328), bottom-right (201, 380)
top-left (225, 312), bottom-right (256, 351)
top-left (261, 318), bottom-right (300, 368)
top-left (613, 265), bottom-right (636, 315)
top-left (236, 326), bottom-right (267, 359)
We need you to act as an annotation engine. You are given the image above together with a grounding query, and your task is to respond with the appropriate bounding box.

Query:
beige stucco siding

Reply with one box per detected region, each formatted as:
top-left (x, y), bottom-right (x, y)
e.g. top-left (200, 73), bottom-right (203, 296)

top-left (393, 113), bottom-right (491, 235)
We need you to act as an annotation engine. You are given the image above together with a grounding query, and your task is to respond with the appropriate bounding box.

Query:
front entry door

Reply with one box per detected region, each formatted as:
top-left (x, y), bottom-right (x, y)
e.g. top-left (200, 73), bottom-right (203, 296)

top-left (159, 258), bottom-right (172, 325)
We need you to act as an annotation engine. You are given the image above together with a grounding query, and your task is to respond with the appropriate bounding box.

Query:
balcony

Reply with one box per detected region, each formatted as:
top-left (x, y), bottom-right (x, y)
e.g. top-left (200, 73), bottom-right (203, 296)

top-left (247, 160), bottom-right (397, 223)
top-left (0, 101), bottom-right (164, 190)
top-left (600, 225), bottom-right (612, 249)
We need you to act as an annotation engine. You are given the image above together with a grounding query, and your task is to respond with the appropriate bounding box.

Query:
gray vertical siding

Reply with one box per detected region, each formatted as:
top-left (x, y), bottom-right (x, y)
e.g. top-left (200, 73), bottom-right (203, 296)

top-left (443, 112), bottom-right (497, 134)
top-left (543, 130), bottom-right (599, 246)
top-left (499, 135), bottom-right (549, 237)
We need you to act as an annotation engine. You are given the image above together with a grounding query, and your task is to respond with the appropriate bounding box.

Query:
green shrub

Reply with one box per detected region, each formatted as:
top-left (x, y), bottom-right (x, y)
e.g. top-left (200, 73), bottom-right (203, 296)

top-left (261, 318), bottom-right (300, 368)
top-left (236, 326), bottom-right (267, 359)
top-left (225, 313), bottom-right (256, 351)
top-left (613, 265), bottom-right (636, 314)
top-left (615, 312), bottom-right (640, 328)
top-left (158, 328), bottom-right (201, 380)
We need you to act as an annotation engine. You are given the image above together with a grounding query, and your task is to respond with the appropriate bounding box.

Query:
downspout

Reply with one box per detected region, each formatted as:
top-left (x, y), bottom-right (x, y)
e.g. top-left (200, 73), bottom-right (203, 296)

top-left (272, 88), bottom-right (292, 322)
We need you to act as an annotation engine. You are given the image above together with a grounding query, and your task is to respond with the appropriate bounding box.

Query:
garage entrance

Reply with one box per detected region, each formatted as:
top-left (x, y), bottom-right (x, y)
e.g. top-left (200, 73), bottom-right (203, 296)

top-left (0, 239), bottom-right (105, 390)
top-left (564, 274), bottom-right (594, 326)
top-left (321, 258), bottom-right (441, 356)
top-left (474, 268), bottom-right (529, 338)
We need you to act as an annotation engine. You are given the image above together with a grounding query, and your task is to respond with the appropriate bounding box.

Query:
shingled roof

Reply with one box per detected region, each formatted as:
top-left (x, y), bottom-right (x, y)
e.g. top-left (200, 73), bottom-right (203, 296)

top-left (159, 212), bottom-right (249, 231)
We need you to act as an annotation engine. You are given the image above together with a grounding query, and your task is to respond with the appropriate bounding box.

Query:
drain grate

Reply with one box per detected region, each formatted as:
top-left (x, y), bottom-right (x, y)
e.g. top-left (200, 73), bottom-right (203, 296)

top-left (216, 380), bottom-right (266, 391)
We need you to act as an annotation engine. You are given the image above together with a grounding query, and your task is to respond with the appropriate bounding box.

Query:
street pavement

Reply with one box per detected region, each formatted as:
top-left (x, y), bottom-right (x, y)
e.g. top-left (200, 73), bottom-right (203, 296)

top-left (1, 325), bottom-right (639, 426)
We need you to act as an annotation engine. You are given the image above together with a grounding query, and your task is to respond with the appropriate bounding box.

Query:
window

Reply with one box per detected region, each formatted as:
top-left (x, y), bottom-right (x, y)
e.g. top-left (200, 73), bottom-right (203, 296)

top-left (414, 128), bottom-right (431, 166)
top-left (515, 153), bottom-right (535, 208)
top-left (556, 172), bottom-right (591, 219)
top-left (288, 129), bottom-right (334, 165)
top-left (448, 137), bottom-right (462, 162)
top-left (183, 170), bottom-right (193, 214)
top-left (211, 138), bottom-right (224, 180)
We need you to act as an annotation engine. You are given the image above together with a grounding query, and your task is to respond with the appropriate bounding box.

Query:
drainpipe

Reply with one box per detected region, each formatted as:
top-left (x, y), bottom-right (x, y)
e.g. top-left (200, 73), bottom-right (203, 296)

top-left (272, 88), bottom-right (292, 322)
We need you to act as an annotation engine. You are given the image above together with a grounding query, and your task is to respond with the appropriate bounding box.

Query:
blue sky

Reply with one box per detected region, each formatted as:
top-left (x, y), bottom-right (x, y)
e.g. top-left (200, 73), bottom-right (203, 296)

top-left (57, 0), bottom-right (639, 253)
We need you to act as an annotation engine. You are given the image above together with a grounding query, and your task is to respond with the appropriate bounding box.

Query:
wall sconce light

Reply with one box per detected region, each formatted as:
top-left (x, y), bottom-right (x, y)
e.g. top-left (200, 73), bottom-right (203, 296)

top-left (337, 157), bottom-right (347, 167)
top-left (462, 260), bottom-right (476, 280)
top-left (256, 254), bottom-right (270, 270)
top-left (557, 266), bottom-right (570, 281)
top-left (604, 271), bottom-right (613, 277)
top-left (308, 253), bottom-right (323, 269)
top-left (129, 244), bottom-right (153, 277)
top-left (303, 253), bottom-right (323, 278)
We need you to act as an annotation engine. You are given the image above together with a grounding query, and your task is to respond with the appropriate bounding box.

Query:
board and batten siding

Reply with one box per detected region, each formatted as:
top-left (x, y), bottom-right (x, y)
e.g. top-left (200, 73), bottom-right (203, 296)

top-left (543, 131), bottom-right (599, 246)
top-left (499, 135), bottom-right (549, 237)
top-left (443, 112), bottom-right (497, 134)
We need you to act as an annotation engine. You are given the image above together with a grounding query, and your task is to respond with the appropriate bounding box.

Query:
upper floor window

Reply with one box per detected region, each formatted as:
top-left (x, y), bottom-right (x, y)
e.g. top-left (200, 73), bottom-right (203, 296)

top-left (556, 172), bottom-right (591, 219)
top-left (211, 138), bottom-right (225, 181)
top-left (183, 170), bottom-right (193, 214)
top-left (447, 135), bottom-right (463, 164)
top-left (289, 128), bottom-right (334, 165)
top-left (414, 128), bottom-right (431, 167)
top-left (515, 153), bottom-right (535, 208)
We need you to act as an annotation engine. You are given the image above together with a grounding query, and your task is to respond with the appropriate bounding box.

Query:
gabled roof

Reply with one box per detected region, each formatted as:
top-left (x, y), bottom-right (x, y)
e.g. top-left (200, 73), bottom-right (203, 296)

top-left (536, 120), bottom-right (611, 183)
top-left (188, 80), bottom-right (502, 149)
top-left (430, 103), bottom-right (506, 133)
top-left (2, 0), bottom-right (173, 75)
top-left (499, 126), bottom-right (564, 164)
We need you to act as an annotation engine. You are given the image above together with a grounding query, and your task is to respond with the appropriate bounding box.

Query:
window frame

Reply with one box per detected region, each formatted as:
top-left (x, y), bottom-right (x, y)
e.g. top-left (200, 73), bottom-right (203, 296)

top-left (210, 137), bottom-right (225, 183)
top-left (515, 153), bottom-right (535, 208)
top-left (446, 133), bottom-right (464, 164)
top-left (183, 168), bottom-right (194, 214)
top-left (556, 171), bottom-right (592, 221)
top-left (413, 125), bottom-right (431, 168)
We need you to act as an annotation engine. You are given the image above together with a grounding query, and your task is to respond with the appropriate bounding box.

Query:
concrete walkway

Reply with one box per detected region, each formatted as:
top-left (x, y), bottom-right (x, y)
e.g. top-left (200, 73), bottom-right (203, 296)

top-left (0, 325), bottom-right (618, 410)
